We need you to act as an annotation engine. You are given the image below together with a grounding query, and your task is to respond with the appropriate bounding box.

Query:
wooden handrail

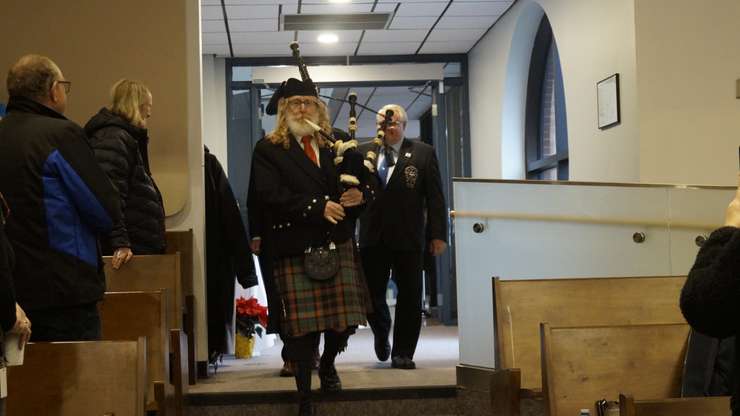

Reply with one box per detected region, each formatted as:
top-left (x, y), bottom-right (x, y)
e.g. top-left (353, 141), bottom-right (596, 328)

top-left (449, 210), bottom-right (718, 230)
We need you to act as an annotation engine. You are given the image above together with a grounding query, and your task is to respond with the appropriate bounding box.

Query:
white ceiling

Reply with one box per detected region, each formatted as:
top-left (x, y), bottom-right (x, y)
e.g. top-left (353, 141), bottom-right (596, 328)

top-left (202, 0), bottom-right (515, 57)
top-left (258, 84), bottom-right (434, 139)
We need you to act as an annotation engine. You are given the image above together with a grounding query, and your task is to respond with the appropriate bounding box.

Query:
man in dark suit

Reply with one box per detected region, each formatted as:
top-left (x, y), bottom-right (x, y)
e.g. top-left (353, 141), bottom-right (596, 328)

top-left (359, 104), bottom-right (448, 370)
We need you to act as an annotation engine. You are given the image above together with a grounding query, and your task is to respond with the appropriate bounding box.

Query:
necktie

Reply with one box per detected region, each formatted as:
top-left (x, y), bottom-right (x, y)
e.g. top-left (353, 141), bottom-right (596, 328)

top-left (301, 136), bottom-right (318, 166)
top-left (384, 146), bottom-right (396, 167)
top-left (378, 146), bottom-right (394, 187)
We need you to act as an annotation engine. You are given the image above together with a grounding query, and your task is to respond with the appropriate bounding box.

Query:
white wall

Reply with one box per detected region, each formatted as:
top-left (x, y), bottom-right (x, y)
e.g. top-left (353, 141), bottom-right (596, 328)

top-left (202, 55), bottom-right (228, 169)
top-left (165, 0), bottom-right (207, 362)
top-left (636, 0), bottom-right (740, 186)
top-left (469, 0), bottom-right (640, 181)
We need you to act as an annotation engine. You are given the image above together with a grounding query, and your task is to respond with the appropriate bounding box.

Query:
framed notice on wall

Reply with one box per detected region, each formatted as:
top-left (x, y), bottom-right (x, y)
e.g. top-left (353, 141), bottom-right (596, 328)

top-left (597, 73), bottom-right (620, 129)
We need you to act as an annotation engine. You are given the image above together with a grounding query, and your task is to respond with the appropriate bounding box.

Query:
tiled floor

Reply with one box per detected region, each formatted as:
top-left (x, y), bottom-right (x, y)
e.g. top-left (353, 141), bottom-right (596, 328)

top-left (190, 322), bottom-right (459, 393)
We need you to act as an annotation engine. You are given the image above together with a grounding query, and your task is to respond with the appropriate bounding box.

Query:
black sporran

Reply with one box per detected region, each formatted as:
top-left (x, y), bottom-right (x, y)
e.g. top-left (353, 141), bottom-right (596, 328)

top-left (304, 242), bottom-right (339, 281)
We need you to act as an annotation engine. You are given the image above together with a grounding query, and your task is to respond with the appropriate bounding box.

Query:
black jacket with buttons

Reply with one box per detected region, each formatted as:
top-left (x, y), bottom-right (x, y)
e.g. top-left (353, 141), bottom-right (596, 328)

top-left (251, 136), bottom-right (367, 258)
top-left (358, 138), bottom-right (447, 251)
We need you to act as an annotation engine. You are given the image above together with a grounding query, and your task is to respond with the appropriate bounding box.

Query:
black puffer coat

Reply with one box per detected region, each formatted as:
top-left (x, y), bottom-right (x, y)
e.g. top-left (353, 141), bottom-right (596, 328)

top-left (680, 226), bottom-right (740, 415)
top-left (84, 108), bottom-right (166, 255)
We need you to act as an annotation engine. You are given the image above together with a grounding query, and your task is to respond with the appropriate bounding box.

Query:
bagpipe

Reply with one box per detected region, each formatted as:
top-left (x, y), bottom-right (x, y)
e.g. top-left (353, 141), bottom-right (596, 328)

top-left (288, 42), bottom-right (393, 190)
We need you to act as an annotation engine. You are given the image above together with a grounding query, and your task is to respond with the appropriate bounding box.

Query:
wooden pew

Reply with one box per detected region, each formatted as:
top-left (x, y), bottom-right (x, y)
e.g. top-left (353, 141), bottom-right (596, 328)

top-left (99, 290), bottom-right (170, 414)
top-left (490, 276), bottom-right (687, 415)
top-left (619, 393), bottom-right (731, 416)
top-left (7, 339), bottom-right (147, 416)
top-left (104, 252), bottom-right (199, 387)
top-left (166, 230), bottom-right (198, 384)
top-left (539, 322), bottom-right (691, 416)
top-left (170, 329), bottom-right (189, 416)
top-left (104, 253), bottom-right (182, 330)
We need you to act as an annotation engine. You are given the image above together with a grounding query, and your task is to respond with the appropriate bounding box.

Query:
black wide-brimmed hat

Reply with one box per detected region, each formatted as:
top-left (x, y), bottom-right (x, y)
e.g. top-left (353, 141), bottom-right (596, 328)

top-left (265, 77), bottom-right (318, 115)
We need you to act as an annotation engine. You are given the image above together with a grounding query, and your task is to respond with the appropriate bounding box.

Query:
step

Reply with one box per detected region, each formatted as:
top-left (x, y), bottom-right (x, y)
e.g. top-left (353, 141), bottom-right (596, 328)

top-left (186, 385), bottom-right (459, 416)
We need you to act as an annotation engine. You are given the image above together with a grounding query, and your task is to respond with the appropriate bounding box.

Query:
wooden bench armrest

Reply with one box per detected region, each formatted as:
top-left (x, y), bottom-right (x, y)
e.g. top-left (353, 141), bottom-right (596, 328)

top-left (490, 368), bottom-right (522, 416)
top-left (619, 393), bottom-right (636, 416)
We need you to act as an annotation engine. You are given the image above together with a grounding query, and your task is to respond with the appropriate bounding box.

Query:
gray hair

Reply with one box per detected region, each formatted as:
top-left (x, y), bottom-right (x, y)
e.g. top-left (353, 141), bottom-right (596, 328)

top-left (6, 54), bottom-right (62, 100)
top-left (376, 104), bottom-right (407, 125)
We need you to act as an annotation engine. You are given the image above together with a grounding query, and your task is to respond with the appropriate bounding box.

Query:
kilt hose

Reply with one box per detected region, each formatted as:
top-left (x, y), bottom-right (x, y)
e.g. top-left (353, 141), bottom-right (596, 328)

top-left (275, 240), bottom-right (369, 338)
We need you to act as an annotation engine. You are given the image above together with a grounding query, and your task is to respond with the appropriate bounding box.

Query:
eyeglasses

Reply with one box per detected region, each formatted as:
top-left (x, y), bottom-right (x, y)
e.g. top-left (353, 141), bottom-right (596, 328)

top-left (56, 80), bottom-right (72, 94)
top-left (380, 121), bottom-right (404, 128)
top-left (287, 99), bottom-right (317, 109)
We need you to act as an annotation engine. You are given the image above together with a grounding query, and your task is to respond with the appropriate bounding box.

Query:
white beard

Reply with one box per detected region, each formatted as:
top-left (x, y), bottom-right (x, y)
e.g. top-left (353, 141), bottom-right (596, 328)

top-left (287, 118), bottom-right (316, 138)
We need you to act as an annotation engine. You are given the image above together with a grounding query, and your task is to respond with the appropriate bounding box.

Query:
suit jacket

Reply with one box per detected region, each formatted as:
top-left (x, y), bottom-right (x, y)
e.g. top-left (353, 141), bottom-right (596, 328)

top-left (251, 136), bottom-right (360, 258)
top-left (358, 138), bottom-right (447, 252)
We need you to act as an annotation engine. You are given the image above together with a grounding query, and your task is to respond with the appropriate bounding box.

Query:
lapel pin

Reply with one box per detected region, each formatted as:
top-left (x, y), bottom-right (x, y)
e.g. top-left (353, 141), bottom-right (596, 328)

top-left (405, 152), bottom-right (412, 158)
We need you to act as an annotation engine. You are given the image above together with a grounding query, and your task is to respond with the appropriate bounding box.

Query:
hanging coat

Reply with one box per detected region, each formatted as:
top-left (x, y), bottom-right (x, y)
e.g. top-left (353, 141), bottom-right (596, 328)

top-left (204, 146), bottom-right (258, 356)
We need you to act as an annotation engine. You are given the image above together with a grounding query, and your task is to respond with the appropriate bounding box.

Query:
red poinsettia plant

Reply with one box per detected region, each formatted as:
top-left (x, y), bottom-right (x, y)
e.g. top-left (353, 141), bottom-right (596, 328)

top-left (235, 296), bottom-right (268, 338)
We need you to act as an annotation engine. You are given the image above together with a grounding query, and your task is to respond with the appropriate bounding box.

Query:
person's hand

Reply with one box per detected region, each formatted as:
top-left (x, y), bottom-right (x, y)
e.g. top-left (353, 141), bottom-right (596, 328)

top-left (323, 201), bottom-right (346, 224)
top-left (428, 239), bottom-right (447, 256)
top-left (250, 238), bottom-right (262, 255)
top-left (11, 303), bottom-right (31, 349)
top-left (725, 174), bottom-right (740, 227)
top-left (339, 188), bottom-right (363, 207)
top-left (112, 247), bottom-right (133, 270)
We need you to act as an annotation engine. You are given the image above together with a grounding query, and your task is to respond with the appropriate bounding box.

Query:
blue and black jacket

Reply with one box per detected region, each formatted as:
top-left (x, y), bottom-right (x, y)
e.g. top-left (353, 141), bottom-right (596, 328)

top-left (0, 96), bottom-right (121, 311)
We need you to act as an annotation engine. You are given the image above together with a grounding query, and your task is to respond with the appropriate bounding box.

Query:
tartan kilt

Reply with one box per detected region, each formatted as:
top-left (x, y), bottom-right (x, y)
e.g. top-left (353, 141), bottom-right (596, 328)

top-left (275, 240), bottom-right (369, 337)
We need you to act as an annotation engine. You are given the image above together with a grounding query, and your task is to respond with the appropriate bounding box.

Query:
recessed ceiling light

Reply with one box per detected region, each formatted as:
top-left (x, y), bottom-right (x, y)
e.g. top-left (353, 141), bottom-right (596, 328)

top-left (317, 33), bottom-right (339, 44)
top-left (328, 0), bottom-right (351, 3)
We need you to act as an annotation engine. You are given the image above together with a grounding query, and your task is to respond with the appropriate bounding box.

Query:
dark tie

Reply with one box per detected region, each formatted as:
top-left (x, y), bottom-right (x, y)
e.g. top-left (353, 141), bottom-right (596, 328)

top-left (378, 146), bottom-right (394, 187)
top-left (301, 136), bottom-right (318, 166)
top-left (384, 146), bottom-right (396, 167)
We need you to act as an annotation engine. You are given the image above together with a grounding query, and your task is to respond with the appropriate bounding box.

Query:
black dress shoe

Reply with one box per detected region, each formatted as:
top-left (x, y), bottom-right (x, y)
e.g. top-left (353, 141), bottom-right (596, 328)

top-left (279, 361), bottom-right (294, 377)
top-left (319, 365), bottom-right (342, 393)
top-left (374, 334), bottom-right (391, 362)
top-left (391, 356), bottom-right (416, 370)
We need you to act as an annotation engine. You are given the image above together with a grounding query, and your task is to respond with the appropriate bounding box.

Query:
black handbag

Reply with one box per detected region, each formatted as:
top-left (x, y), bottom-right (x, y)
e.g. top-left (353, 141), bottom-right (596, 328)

top-left (304, 242), bottom-right (339, 281)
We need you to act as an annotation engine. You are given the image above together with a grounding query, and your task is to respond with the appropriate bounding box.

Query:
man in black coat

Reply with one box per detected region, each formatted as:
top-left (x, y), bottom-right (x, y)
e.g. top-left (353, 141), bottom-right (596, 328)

top-left (204, 146), bottom-right (258, 362)
top-left (0, 55), bottom-right (121, 342)
top-left (252, 78), bottom-right (370, 416)
top-left (358, 104), bottom-right (448, 370)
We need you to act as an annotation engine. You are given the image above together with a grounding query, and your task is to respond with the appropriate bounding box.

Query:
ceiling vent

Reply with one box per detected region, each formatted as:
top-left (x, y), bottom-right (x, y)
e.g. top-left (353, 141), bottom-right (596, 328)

top-left (282, 13), bottom-right (392, 31)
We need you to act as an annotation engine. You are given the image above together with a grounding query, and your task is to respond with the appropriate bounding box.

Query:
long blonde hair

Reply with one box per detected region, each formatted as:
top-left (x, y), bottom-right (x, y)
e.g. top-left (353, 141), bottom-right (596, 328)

top-left (267, 97), bottom-right (332, 149)
top-left (110, 79), bottom-right (151, 128)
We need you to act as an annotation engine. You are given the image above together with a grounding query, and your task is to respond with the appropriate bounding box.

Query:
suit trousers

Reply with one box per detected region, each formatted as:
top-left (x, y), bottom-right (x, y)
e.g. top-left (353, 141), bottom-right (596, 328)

top-left (26, 302), bottom-right (101, 342)
top-left (361, 245), bottom-right (423, 359)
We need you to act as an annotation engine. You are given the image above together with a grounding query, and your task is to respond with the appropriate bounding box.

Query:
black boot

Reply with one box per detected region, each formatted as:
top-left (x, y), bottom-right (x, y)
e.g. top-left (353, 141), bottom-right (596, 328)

top-left (319, 362), bottom-right (342, 393)
top-left (294, 361), bottom-right (313, 416)
top-left (319, 330), bottom-right (348, 393)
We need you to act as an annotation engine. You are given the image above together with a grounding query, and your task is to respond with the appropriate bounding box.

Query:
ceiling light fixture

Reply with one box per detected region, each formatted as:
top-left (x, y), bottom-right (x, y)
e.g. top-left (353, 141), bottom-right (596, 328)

top-left (317, 33), bottom-right (339, 44)
top-left (328, 0), bottom-right (352, 3)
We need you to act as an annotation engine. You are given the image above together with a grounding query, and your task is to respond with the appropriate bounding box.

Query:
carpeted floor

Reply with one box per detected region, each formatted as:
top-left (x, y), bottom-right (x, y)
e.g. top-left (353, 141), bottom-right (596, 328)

top-left (190, 322), bottom-right (459, 393)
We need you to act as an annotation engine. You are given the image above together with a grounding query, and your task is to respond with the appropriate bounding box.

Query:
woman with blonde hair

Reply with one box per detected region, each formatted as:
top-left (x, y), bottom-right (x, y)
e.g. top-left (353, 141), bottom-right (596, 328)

top-left (84, 79), bottom-right (166, 269)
